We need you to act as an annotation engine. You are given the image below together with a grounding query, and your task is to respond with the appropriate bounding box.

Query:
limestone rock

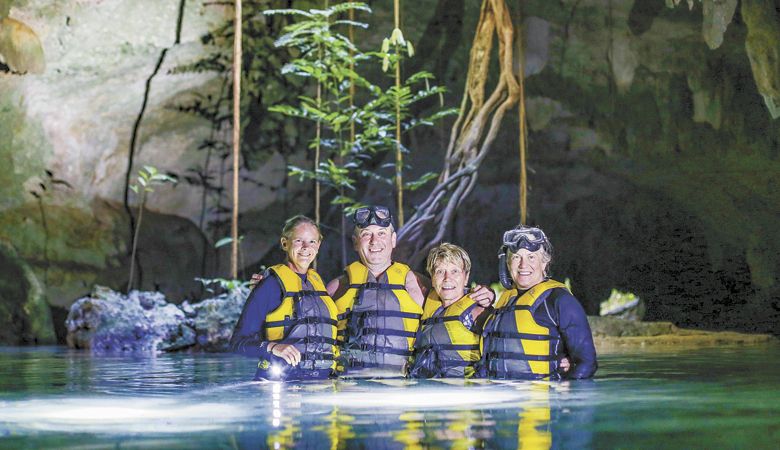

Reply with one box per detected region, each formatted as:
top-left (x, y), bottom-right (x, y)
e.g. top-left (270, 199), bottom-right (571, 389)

top-left (65, 285), bottom-right (248, 354)
top-left (742, 0), bottom-right (780, 119)
top-left (0, 17), bottom-right (45, 73)
top-left (191, 287), bottom-right (249, 352)
top-left (588, 316), bottom-right (678, 337)
top-left (599, 289), bottom-right (646, 321)
top-left (65, 285), bottom-right (196, 354)
top-left (0, 241), bottom-right (55, 344)
top-left (702, 0), bottom-right (737, 50)
top-left (609, 30), bottom-right (639, 93)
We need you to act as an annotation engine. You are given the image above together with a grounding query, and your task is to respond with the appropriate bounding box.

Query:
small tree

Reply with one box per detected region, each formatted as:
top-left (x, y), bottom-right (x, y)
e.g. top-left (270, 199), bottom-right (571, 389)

top-left (265, 3), bottom-right (374, 224)
top-left (267, 3), bottom-right (455, 228)
top-left (127, 166), bottom-right (177, 292)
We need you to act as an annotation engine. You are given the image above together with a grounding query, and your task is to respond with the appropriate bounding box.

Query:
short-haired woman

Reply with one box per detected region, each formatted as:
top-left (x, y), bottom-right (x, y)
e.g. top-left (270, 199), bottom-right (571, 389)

top-left (409, 243), bottom-right (492, 378)
top-left (229, 215), bottom-right (339, 381)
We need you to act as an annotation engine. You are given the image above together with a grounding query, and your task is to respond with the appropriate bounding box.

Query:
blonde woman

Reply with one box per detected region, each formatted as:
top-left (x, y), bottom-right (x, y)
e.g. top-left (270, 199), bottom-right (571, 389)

top-left (409, 243), bottom-right (492, 378)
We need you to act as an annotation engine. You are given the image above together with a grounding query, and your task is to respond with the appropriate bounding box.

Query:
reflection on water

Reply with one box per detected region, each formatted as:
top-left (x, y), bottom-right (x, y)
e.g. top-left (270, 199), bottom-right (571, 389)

top-left (0, 345), bottom-right (778, 449)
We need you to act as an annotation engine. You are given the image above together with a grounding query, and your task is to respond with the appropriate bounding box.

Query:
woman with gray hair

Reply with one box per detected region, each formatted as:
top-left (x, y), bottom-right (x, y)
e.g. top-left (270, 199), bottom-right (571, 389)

top-left (479, 225), bottom-right (597, 380)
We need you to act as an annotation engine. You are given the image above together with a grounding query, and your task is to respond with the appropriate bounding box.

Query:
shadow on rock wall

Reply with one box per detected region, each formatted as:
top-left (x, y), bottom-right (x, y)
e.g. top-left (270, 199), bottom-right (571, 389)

top-left (453, 154), bottom-right (778, 336)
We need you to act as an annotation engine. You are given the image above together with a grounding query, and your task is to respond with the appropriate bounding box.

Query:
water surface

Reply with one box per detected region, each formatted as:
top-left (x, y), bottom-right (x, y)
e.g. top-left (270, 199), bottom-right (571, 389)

top-left (0, 344), bottom-right (778, 449)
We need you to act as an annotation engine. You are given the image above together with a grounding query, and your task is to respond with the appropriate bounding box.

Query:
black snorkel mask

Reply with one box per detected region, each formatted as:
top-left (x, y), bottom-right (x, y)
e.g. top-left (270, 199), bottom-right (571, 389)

top-left (352, 205), bottom-right (394, 229)
top-left (497, 226), bottom-right (552, 289)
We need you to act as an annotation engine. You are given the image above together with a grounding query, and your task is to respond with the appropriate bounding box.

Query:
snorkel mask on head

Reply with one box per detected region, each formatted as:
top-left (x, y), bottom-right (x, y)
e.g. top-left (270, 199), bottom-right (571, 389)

top-left (497, 225), bottom-right (553, 289)
top-left (352, 205), bottom-right (394, 229)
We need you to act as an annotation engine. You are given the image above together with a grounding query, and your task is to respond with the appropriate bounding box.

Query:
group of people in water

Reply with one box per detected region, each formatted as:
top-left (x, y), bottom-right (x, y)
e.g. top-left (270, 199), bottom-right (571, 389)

top-left (229, 205), bottom-right (597, 381)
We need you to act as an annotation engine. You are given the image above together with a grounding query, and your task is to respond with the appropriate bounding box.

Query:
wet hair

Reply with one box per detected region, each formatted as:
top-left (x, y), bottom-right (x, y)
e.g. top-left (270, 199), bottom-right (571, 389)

top-left (426, 243), bottom-right (472, 277)
top-left (281, 215), bottom-right (322, 246)
top-left (506, 225), bottom-right (553, 277)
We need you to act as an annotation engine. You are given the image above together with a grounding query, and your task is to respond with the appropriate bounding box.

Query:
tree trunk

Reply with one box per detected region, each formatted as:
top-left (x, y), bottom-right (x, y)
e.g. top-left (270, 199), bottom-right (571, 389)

top-left (396, 0), bottom-right (522, 268)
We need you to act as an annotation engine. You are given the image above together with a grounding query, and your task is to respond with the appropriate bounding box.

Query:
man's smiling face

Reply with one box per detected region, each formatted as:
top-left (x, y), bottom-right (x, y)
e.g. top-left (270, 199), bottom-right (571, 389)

top-left (353, 224), bottom-right (396, 270)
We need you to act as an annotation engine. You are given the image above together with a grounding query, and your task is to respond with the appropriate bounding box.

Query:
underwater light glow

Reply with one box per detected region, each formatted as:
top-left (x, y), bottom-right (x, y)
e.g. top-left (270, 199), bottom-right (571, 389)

top-left (0, 398), bottom-right (252, 434)
top-left (306, 385), bottom-right (548, 410)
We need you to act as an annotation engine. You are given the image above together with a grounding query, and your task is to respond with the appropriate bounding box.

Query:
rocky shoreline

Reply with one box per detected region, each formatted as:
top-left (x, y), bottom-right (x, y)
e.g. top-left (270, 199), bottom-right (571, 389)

top-left (589, 316), bottom-right (778, 353)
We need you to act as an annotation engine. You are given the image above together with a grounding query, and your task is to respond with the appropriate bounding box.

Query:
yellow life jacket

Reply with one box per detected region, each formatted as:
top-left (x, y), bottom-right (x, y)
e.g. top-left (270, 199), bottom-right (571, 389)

top-left (264, 264), bottom-right (339, 371)
top-left (334, 261), bottom-right (422, 371)
top-left (480, 279), bottom-right (568, 380)
top-left (409, 292), bottom-right (481, 378)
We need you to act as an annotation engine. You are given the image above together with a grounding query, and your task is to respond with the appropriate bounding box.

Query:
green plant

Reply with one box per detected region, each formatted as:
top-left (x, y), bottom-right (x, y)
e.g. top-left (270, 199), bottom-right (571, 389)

top-left (195, 276), bottom-right (251, 295)
top-left (267, 3), bottom-right (455, 218)
top-left (127, 166), bottom-right (177, 292)
top-left (215, 235), bottom-right (246, 280)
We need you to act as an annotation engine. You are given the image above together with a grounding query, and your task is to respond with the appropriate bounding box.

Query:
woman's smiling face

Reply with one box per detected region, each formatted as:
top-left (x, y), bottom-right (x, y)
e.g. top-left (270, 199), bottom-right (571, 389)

top-left (509, 248), bottom-right (548, 290)
top-left (281, 222), bottom-right (321, 273)
top-left (432, 260), bottom-right (469, 305)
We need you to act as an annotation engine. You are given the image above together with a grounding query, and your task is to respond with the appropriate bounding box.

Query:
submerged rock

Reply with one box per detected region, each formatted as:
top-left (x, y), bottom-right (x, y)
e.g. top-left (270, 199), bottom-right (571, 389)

top-left (65, 285), bottom-right (247, 354)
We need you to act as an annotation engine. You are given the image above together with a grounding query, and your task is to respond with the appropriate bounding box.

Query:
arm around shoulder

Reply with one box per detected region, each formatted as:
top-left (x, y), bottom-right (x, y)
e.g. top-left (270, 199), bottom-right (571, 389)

top-left (406, 270), bottom-right (430, 307)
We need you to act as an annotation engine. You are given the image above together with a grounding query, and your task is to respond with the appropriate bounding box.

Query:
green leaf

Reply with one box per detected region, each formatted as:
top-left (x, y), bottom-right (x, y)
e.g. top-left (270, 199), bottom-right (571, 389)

top-left (390, 28), bottom-right (405, 46)
top-left (331, 195), bottom-right (356, 205)
top-left (264, 9), bottom-right (313, 18)
top-left (215, 237), bottom-right (233, 248)
top-left (405, 172), bottom-right (438, 191)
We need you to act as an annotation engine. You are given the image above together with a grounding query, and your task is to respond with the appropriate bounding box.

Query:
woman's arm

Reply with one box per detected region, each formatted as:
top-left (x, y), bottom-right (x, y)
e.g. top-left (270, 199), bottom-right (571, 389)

top-left (228, 276), bottom-right (283, 359)
top-left (554, 290), bottom-right (598, 379)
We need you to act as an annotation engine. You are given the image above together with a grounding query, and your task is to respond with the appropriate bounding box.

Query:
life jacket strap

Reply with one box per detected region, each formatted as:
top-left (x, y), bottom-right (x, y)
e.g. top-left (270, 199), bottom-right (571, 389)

top-left (414, 343), bottom-right (480, 352)
top-left (420, 316), bottom-right (462, 326)
top-left (349, 282), bottom-right (405, 291)
top-left (493, 304), bottom-right (533, 314)
top-left (347, 344), bottom-right (413, 357)
top-left (283, 290), bottom-right (329, 299)
top-left (484, 331), bottom-right (557, 341)
top-left (351, 310), bottom-right (422, 320)
top-left (485, 351), bottom-right (555, 362)
top-left (435, 360), bottom-right (478, 368)
top-left (356, 327), bottom-right (417, 338)
top-left (343, 360), bottom-right (406, 370)
top-left (265, 317), bottom-right (338, 328)
top-left (487, 369), bottom-right (550, 380)
top-left (273, 336), bottom-right (340, 347)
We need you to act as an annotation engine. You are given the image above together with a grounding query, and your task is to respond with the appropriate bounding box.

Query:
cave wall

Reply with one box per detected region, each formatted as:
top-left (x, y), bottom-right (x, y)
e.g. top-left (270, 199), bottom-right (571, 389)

top-left (0, 0), bottom-right (305, 343)
top-left (0, 0), bottom-right (778, 343)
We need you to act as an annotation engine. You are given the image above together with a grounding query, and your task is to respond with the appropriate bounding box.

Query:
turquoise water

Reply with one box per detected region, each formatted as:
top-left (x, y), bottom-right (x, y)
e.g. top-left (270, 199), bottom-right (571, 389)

top-left (0, 344), bottom-right (778, 449)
